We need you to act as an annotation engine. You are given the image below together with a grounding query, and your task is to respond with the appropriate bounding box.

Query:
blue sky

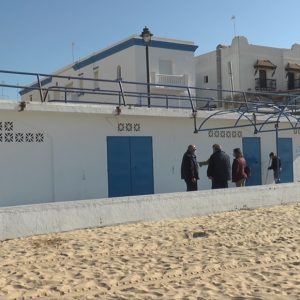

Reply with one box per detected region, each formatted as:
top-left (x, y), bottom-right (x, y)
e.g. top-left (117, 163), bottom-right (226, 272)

top-left (1, 0), bottom-right (300, 99)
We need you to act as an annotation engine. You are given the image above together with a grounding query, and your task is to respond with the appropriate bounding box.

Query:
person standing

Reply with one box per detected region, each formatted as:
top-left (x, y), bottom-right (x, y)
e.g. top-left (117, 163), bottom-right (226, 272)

top-left (207, 144), bottom-right (231, 189)
top-left (232, 148), bottom-right (248, 187)
top-left (268, 152), bottom-right (281, 183)
top-left (181, 145), bottom-right (199, 191)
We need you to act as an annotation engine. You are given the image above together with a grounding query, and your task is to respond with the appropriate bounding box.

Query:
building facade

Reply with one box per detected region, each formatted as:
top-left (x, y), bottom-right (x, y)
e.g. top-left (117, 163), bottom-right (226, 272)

top-left (195, 36), bottom-right (300, 104)
top-left (0, 100), bottom-right (299, 207)
top-left (21, 35), bottom-right (197, 108)
top-left (1, 34), bottom-right (299, 207)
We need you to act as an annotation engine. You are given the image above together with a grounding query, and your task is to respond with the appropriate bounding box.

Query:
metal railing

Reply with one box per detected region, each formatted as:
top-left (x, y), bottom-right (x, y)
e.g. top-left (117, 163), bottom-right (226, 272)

top-left (2, 69), bottom-right (300, 114)
top-left (255, 78), bottom-right (277, 91)
top-left (287, 78), bottom-right (300, 90)
top-left (150, 72), bottom-right (187, 86)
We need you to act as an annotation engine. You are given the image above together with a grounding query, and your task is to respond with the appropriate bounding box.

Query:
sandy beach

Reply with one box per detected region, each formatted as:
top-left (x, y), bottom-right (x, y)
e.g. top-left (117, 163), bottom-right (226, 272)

top-left (0, 202), bottom-right (299, 300)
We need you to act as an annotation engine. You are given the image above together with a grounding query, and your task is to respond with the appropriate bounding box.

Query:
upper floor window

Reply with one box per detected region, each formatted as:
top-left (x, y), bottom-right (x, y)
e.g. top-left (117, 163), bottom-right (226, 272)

top-left (117, 65), bottom-right (122, 80)
top-left (204, 75), bottom-right (208, 83)
top-left (78, 73), bottom-right (84, 95)
top-left (159, 59), bottom-right (173, 75)
top-left (93, 70), bottom-right (99, 89)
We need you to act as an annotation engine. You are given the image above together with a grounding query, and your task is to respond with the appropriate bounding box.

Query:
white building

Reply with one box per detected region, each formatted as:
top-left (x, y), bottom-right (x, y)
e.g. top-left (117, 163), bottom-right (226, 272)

top-left (0, 98), bottom-right (300, 207)
top-left (1, 34), bottom-right (300, 208)
top-left (195, 36), bottom-right (300, 105)
top-left (21, 35), bottom-right (197, 108)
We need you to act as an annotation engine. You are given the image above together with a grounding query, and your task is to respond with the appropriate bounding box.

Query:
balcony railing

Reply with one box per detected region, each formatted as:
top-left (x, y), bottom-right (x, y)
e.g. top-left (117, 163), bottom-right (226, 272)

top-left (150, 72), bottom-right (188, 87)
top-left (255, 78), bottom-right (276, 91)
top-left (287, 78), bottom-right (300, 90)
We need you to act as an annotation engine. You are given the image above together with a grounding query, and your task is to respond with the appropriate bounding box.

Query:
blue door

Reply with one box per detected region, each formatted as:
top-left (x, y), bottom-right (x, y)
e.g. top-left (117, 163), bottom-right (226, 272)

top-left (278, 138), bottom-right (293, 183)
top-left (107, 136), bottom-right (154, 197)
top-left (242, 137), bottom-right (262, 186)
top-left (130, 137), bottom-right (154, 195)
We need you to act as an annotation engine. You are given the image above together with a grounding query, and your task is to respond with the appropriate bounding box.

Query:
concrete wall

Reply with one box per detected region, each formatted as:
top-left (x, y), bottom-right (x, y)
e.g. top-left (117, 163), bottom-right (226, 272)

top-left (1, 183), bottom-right (299, 241)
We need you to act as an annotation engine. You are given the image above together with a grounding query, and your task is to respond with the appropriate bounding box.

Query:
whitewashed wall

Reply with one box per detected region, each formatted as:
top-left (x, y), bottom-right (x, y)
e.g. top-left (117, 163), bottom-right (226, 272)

top-left (0, 101), bottom-right (299, 207)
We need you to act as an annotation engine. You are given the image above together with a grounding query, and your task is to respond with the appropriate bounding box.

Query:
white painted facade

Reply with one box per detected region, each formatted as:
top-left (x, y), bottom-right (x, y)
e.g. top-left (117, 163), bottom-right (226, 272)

top-left (195, 36), bottom-right (300, 102)
top-left (1, 100), bottom-right (300, 207)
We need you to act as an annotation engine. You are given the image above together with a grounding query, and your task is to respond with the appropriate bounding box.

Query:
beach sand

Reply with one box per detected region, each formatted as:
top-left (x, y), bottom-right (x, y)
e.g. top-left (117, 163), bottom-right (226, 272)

top-left (0, 202), bottom-right (299, 300)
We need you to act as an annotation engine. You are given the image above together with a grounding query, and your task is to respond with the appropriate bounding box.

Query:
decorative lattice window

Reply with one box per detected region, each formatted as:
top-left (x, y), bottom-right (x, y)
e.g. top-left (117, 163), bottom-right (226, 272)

top-left (15, 133), bottom-right (24, 142)
top-left (26, 133), bottom-right (34, 142)
top-left (5, 132), bottom-right (13, 142)
top-left (4, 122), bottom-right (13, 131)
top-left (36, 133), bottom-right (44, 142)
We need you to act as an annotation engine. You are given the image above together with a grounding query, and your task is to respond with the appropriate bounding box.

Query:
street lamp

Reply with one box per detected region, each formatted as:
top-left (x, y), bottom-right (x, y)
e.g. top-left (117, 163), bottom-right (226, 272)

top-left (140, 26), bottom-right (153, 107)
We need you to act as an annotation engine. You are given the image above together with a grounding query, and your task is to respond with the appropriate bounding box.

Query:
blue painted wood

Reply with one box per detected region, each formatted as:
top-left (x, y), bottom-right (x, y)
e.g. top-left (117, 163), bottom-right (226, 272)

top-left (130, 137), bottom-right (154, 195)
top-left (242, 137), bottom-right (262, 186)
top-left (107, 137), bottom-right (131, 197)
top-left (107, 136), bottom-right (154, 197)
top-left (278, 138), bottom-right (293, 183)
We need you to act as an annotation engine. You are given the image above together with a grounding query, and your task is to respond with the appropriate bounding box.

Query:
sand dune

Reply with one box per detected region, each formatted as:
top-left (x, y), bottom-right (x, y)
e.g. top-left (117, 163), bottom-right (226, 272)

top-left (0, 202), bottom-right (299, 299)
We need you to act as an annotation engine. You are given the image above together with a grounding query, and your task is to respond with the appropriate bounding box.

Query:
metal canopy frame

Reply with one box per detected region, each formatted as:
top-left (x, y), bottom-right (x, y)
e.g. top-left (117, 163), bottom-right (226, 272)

top-left (195, 96), bottom-right (300, 134)
top-left (195, 96), bottom-right (300, 183)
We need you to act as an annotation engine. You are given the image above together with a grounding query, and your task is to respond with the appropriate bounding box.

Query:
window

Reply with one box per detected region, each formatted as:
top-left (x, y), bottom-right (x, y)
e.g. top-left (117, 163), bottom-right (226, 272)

top-left (65, 82), bottom-right (74, 100)
top-left (78, 73), bottom-right (84, 95)
top-left (94, 70), bottom-right (99, 89)
top-left (287, 72), bottom-right (295, 90)
top-left (204, 75), bottom-right (208, 83)
top-left (259, 70), bottom-right (267, 88)
top-left (54, 82), bottom-right (60, 100)
top-left (117, 65), bottom-right (122, 80)
top-left (159, 60), bottom-right (173, 75)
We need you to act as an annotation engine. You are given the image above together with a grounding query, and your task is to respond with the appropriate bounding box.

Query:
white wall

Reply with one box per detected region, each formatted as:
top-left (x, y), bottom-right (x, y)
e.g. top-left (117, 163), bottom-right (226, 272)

top-left (1, 101), bottom-right (300, 207)
top-left (1, 183), bottom-right (299, 241)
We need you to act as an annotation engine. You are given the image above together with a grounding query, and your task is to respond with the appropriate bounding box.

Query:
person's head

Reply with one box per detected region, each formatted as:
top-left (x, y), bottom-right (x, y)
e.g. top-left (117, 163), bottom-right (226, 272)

top-left (212, 144), bottom-right (221, 153)
top-left (233, 147), bottom-right (243, 158)
top-left (188, 144), bottom-right (197, 154)
top-left (269, 152), bottom-right (275, 158)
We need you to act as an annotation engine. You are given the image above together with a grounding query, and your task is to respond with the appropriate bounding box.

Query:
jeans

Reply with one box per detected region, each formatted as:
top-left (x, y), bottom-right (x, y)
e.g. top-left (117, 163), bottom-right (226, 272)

top-left (274, 170), bottom-right (281, 184)
top-left (212, 180), bottom-right (228, 189)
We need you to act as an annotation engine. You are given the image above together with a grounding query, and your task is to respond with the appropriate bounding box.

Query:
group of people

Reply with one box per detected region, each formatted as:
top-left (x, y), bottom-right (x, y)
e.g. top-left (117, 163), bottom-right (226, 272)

top-left (181, 144), bottom-right (281, 191)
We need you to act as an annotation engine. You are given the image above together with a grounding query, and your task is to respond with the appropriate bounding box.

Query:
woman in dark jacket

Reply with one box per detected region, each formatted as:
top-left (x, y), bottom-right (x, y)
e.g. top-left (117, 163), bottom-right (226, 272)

top-left (232, 148), bottom-right (248, 187)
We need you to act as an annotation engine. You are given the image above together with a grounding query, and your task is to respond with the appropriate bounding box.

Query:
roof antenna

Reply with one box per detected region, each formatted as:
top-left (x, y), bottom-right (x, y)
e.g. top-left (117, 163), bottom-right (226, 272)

top-left (231, 15), bottom-right (236, 37)
top-left (71, 42), bottom-right (75, 63)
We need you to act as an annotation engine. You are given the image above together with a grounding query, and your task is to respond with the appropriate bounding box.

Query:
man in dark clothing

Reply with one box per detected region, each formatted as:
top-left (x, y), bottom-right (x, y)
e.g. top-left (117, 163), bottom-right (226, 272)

top-left (268, 152), bottom-right (281, 183)
top-left (181, 145), bottom-right (199, 191)
top-left (207, 144), bottom-right (231, 189)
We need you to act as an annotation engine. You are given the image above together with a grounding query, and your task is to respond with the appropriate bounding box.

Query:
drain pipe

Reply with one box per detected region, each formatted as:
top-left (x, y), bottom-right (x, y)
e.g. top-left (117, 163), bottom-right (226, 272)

top-left (216, 45), bottom-right (223, 107)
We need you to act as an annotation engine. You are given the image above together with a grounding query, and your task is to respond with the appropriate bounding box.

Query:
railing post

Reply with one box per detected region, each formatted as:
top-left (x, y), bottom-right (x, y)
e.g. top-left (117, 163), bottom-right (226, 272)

top-left (166, 95), bottom-right (169, 108)
top-left (36, 75), bottom-right (44, 102)
top-left (187, 87), bottom-right (196, 112)
top-left (64, 88), bottom-right (67, 103)
top-left (118, 80), bottom-right (126, 106)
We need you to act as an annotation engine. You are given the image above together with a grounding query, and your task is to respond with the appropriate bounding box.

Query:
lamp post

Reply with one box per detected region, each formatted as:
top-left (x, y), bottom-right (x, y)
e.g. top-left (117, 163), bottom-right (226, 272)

top-left (140, 26), bottom-right (153, 107)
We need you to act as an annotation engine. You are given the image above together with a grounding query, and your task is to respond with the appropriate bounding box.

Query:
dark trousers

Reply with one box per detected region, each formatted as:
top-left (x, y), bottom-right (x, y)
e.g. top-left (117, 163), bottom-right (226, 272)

top-left (185, 179), bottom-right (198, 191)
top-left (212, 180), bottom-right (228, 189)
top-left (273, 170), bottom-right (281, 184)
